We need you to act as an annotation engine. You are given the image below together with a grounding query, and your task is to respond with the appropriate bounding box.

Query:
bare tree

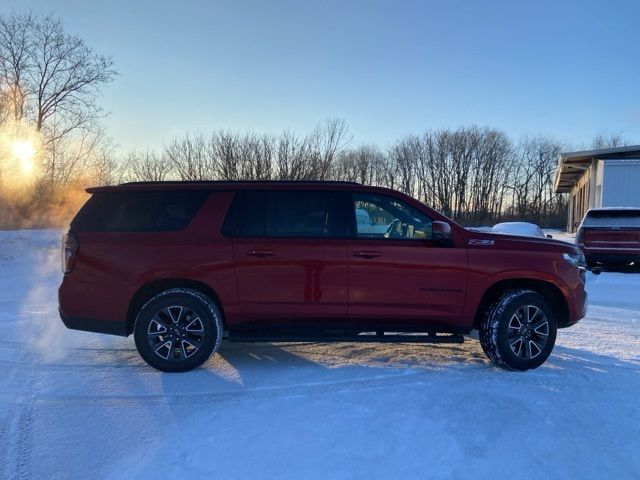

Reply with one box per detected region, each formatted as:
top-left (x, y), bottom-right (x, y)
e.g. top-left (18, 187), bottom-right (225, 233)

top-left (210, 131), bottom-right (240, 180)
top-left (334, 145), bottom-right (385, 185)
top-left (508, 136), bottom-right (564, 222)
top-left (165, 132), bottom-right (214, 180)
top-left (0, 13), bottom-right (116, 191)
top-left (123, 149), bottom-right (172, 182)
top-left (42, 122), bottom-right (108, 185)
top-left (29, 16), bottom-right (115, 136)
top-left (0, 13), bottom-right (33, 124)
top-left (591, 131), bottom-right (628, 150)
top-left (0, 11), bottom-right (117, 226)
top-left (0, 12), bottom-right (115, 135)
top-left (237, 133), bottom-right (273, 180)
top-left (306, 118), bottom-right (351, 179)
top-left (275, 130), bottom-right (310, 179)
top-left (467, 128), bottom-right (512, 224)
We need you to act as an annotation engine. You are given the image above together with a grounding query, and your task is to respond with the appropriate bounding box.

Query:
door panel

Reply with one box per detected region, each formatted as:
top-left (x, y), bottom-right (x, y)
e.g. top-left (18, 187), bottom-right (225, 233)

top-left (233, 238), bottom-right (348, 323)
top-left (347, 192), bottom-right (468, 329)
top-left (229, 189), bottom-right (349, 329)
top-left (348, 239), bottom-right (468, 325)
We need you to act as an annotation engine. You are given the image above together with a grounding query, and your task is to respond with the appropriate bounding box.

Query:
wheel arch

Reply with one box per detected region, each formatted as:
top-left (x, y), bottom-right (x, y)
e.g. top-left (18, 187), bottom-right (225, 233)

top-left (473, 278), bottom-right (569, 330)
top-left (126, 279), bottom-right (224, 335)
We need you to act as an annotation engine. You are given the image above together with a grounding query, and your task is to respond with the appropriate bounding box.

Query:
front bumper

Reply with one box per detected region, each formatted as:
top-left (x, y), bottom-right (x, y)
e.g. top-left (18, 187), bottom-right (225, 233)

top-left (558, 290), bottom-right (587, 329)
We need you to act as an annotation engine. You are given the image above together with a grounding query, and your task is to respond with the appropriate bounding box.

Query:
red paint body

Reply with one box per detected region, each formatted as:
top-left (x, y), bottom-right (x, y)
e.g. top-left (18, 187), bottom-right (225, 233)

top-left (58, 182), bottom-right (587, 337)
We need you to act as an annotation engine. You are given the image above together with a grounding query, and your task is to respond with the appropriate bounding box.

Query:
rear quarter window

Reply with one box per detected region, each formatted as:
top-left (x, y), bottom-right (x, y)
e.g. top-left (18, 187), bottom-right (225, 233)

top-left (583, 210), bottom-right (640, 228)
top-left (71, 190), bottom-right (209, 232)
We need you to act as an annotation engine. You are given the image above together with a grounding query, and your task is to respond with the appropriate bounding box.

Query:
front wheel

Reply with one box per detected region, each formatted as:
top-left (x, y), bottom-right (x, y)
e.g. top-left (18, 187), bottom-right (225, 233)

top-left (479, 289), bottom-right (557, 371)
top-left (134, 288), bottom-right (223, 372)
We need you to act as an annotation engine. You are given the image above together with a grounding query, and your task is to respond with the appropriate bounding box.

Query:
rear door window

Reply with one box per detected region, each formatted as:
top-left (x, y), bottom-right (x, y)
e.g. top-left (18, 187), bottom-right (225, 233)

top-left (583, 210), bottom-right (640, 228)
top-left (233, 190), bottom-right (346, 238)
top-left (71, 191), bottom-right (209, 232)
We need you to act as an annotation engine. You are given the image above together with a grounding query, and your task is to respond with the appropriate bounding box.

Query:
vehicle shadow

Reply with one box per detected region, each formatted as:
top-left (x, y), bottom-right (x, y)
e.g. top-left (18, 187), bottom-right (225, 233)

top-left (156, 337), bottom-right (640, 425)
top-left (210, 336), bottom-right (640, 389)
top-left (201, 337), bottom-right (489, 393)
top-left (154, 325), bottom-right (640, 408)
top-left (548, 343), bottom-right (640, 375)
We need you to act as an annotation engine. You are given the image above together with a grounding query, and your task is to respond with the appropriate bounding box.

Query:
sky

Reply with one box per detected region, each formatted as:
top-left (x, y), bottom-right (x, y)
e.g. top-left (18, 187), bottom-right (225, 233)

top-left (2, 0), bottom-right (639, 152)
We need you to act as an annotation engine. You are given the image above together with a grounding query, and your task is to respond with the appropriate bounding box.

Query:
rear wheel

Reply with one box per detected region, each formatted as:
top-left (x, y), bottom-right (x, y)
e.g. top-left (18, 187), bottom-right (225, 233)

top-left (133, 288), bottom-right (222, 372)
top-left (479, 289), bottom-right (557, 371)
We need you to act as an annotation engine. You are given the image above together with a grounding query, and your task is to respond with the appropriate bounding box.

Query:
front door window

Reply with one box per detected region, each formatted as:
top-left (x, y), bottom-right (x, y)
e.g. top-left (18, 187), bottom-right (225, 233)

top-left (353, 192), bottom-right (433, 240)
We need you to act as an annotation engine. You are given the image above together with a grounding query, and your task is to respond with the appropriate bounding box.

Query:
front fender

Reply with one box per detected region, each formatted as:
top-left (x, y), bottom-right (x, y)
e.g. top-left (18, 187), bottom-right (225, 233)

top-left (462, 251), bottom-right (584, 328)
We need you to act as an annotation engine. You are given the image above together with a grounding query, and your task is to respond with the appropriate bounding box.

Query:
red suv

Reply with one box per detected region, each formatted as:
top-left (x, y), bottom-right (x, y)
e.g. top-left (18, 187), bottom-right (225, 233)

top-left (59, 181), bottom-right (587, 372)
top-left (576, 208), bottom-right (640, 273)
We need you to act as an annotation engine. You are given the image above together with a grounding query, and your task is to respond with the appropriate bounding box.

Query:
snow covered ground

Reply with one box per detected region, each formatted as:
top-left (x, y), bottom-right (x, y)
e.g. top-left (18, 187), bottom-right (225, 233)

top-left (1, 230), bottom-right (639, 479)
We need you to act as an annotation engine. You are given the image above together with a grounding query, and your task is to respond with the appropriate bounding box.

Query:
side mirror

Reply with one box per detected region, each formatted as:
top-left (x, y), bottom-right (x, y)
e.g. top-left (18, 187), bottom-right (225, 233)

top-left (574, 221), bottom-right (580, 229)
top-left (432, 221), bottom-right (452, 244)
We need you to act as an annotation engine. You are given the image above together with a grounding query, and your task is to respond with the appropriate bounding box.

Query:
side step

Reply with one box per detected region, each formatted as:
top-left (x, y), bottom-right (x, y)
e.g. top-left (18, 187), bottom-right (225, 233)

top-left (228, 333), bottom-right (465, 344)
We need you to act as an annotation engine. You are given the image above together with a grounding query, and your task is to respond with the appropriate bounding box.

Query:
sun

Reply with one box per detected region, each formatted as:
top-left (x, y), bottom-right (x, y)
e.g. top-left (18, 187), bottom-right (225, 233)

top-left (12, 140), bottom-right (36, 175)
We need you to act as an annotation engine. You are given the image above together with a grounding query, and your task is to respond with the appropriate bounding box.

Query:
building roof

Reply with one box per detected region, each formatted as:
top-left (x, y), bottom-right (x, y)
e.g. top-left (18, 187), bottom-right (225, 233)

top-left (553, 145), bottom-right (640, 193)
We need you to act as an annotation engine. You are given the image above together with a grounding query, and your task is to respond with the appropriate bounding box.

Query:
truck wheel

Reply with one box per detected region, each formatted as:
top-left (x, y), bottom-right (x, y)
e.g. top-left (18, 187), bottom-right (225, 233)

top-left (479, 289), bottom-right (557, 371)
top-left (133, 288), bottom-right (223, 372)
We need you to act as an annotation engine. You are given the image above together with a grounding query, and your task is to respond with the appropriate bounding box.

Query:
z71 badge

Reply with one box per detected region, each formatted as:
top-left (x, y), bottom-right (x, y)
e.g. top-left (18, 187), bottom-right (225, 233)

top-left (468, 239), bottom-right (495, 246)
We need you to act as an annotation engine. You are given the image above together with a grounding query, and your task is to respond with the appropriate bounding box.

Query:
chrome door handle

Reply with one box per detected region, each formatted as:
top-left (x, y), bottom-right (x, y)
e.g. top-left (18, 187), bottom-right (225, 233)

top-left (353, 251), bottom-right (381, 258)
top-left (247, 250), bottom-right (275, 257)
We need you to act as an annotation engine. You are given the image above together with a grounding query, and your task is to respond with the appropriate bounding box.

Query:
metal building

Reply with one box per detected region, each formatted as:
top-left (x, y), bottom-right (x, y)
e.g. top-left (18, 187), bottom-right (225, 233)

top-left (553, 145), bottom-right (640, 231)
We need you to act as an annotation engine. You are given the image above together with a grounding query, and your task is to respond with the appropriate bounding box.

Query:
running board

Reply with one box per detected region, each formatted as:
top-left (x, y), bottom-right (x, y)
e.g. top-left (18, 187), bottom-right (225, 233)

top-left (228, 333), bottom-right (465, 344)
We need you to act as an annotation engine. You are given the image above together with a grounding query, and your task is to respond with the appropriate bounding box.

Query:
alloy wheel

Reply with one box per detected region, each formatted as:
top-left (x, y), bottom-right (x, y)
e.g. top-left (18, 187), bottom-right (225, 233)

top-left (507, 305), bottom-right (549, 360)
top-left (146, 305), bottom-right (205, 361)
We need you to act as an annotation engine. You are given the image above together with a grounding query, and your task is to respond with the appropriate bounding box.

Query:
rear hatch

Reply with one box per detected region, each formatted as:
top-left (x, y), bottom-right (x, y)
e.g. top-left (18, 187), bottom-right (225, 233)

top-left (580, 209), bottom-right (640, 249)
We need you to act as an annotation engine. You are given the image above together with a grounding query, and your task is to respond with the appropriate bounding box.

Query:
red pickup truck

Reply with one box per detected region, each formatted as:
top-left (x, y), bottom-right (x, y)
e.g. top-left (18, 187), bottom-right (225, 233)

top-left (59, 181), bottom-right (587, 372)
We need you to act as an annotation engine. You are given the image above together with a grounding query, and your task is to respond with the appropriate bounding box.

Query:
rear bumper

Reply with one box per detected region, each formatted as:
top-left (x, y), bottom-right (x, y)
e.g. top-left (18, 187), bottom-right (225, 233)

top-left (59, 308), bottom-right (128, 336)
top-left (58, 274), bottom-right (132, 336)
top-left (584, 252), bottom-right (640, 272)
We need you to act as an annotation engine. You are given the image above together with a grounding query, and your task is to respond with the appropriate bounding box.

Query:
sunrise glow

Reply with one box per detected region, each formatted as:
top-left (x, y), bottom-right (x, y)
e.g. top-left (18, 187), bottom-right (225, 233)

top-left (11, 139), bottom-right (36, 176)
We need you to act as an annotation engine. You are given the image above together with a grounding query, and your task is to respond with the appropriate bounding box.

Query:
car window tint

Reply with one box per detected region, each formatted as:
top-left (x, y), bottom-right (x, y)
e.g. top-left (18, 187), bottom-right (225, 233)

top-left (353, 193), bottom-right (433, 240)
top-left (71, 191), bottom-right (208, 232)
top-left (583, 210), bottom-right (640, 228)
top-left (238, 191), bottom-right (344, 238)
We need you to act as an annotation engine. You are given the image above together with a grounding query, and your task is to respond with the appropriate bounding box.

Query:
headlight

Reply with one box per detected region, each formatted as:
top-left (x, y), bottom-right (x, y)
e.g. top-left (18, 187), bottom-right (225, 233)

top-left (563, 252), bottom-right (586, 268)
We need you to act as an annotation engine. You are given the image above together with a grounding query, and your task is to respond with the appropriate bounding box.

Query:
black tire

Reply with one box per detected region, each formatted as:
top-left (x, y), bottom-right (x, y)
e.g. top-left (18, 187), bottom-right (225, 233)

top-left (133, 288), bottom-right (223, 372)
top-left (479, 289), bottom-right (557, 371)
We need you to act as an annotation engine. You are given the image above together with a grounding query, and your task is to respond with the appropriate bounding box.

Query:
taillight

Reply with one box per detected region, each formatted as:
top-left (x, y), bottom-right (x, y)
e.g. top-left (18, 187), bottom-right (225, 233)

top-left (61, 233), bottom-right (79, 274)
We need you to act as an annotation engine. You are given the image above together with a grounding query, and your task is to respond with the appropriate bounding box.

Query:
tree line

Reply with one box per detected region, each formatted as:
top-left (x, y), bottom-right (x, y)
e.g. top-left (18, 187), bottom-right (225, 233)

top-left (111, 122), bottom-right (572, 227)
top-left (0, 12), bottom-right (631, 229)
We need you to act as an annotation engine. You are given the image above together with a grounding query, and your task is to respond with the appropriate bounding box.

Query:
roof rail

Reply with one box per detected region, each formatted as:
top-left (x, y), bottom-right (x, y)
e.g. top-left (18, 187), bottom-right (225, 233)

top-left (119, 180), bottom-right (361, 186)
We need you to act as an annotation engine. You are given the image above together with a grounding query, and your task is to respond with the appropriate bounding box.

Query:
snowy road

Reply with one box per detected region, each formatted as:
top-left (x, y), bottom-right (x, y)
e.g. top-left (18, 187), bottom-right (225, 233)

top-left (1, 230), bottom-right (639, 479)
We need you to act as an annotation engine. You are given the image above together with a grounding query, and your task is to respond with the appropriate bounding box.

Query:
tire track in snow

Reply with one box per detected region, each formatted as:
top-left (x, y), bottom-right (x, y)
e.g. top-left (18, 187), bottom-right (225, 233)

top-left (0, 410), bottom-right (10, 478)
top-left (0, 343), bottom-right (40, 479)
top-left (15, 407), bottom-right (36, 480)
top-left (0, 354), bottom-right (24, 478)
top-left (0, 369), bottom-right (428, 409)
top-left (0, 339), bottom-right (326, 350)
top-left (0, 339), bottom-right (132, 352)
